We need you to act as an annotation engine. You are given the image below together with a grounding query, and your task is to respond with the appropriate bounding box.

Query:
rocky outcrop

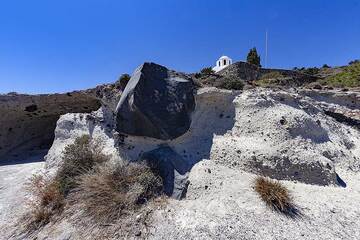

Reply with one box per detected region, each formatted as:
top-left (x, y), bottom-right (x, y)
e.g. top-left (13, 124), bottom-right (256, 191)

top-left (3, 61), bottom-right (360, 240)
top-left (115, 63), bottom-right (195, 140)
top-left (44, 106), bottom-right (117, 170)
top-left (299, 89), bottom-right (360, 129)
top-left (0, 91), bottom-right (101, 160)
top-left (46, 86), bottom-right (360, 186)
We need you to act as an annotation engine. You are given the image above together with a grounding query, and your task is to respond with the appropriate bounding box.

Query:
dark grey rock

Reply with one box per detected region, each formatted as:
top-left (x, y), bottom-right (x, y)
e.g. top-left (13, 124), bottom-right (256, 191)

top-left (115, 62), bottom-right (195, 140)
top-left (140, 146), bottom-right (191, 199)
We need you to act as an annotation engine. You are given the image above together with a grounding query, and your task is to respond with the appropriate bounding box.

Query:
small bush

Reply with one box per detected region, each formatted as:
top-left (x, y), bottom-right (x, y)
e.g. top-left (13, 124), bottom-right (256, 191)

top-left (56, 135), bottom-right (108, 195)
top-left (116, 73), bottom-right (131, 90)
top-left (322, 62), bottom-right (360, 88)
top-left (194, 72), bottom-right (202, 79)
top-left (303, 67), bottom-right (320, 75)
top-left (260, 71), bottom-right (284, 80)
top-left (322, 64), bottom-right (330, 68)
top-left (218, 78), bottom-right (244, 90)
top-left (349, 59), bottom-right (360, 65)
top-left (71, 163), bottom-right (163, 223)
top-left (25, 175), bottom-right (64, 230)
top-left (256, 72), bottom-right (287, 87)
top-left (200, 67), bottom-right (215, 76)
top-left (254, 176), bottom-right (300, 217)
top-left (24, 135), bottom-right (109, 231)
top-left (24, 135), bottom-right (166, 235)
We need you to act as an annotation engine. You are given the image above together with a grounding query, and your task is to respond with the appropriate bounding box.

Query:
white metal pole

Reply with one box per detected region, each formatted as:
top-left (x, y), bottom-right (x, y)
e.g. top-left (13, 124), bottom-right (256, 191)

top-left (265, 30), bottom-right (268, 68)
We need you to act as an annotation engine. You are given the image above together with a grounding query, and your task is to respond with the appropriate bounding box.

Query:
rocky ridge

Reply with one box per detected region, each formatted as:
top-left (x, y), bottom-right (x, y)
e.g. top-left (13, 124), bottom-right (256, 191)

top-left (1, 62), bottom-right (360, 239)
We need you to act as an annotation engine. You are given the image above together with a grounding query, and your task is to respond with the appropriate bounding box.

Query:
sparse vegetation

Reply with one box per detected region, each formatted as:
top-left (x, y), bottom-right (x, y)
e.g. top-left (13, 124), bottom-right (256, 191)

top-left (24, 135), bottom-right (108, 230)
top-left (218, 77), bottom-right (244, 90)
top-left (349, 59), bottom-right (360, 65)
top-left (55, 135), bottom-right (108, 196)
top-left (321, 62), bottom-right (360, 88)
top-left (194, 67), bottom-right (215, 79)
top-left (303, 67), bottom-right (320, 75)
top-left (24, 135), bottom-right (165, 234)
top-left (24, 175), bottom-right (64, 231)
top-left (247, 47), bottom-right (261, 67)
top-left (117, 73), bottom-right (131, 90)
top-left (194, 72), bottom-right (202, 79)
top-left (294, 67), bottom-right (320, 76)
top-left (256, 71), bottom-right (288, 87)
top-left (254, 176), bottom-right (300, 217)
top-left (71, 163), bottom-right (163, 223)
top-left (200, 67), bottom-right (215, 76)
top-left (260, 71), bottom-right (284, 80)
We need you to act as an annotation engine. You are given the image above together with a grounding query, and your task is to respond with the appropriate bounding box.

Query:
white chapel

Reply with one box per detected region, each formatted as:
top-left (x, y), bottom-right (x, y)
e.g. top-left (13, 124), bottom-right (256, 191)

top-left (212, 55), bottom-right (232, 72)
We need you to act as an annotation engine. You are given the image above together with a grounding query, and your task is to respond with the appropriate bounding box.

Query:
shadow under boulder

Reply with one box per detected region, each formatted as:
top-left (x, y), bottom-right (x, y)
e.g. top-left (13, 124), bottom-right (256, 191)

top-left (140, 146), bottom-right (191, 199)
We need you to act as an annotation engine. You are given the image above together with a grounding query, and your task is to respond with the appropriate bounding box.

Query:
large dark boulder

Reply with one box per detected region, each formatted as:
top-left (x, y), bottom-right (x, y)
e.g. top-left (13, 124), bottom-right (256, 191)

top-left (115, 62), bottom-right (195, 140)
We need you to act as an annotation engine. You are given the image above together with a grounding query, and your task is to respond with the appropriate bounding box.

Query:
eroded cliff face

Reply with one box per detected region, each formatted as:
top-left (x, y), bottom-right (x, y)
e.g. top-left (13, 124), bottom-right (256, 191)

top-left (0, 91), bottom-right (101, 160)
top-left (45, 87), bottom-right (360, 187)
top-left (27, 86), bottom-right (360, 239)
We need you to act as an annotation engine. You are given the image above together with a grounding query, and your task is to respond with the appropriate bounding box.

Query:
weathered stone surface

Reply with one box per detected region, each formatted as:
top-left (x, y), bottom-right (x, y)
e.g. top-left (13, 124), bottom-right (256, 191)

top-left (140, 146), bottom-right (191, 199)
top-left (115, 62), bottom-right (195, 140)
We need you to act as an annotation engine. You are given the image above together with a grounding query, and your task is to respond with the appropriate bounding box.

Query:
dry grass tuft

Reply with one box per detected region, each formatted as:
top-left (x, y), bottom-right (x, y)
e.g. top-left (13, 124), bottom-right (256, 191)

top-left (23, 135), bottom-right (166, 236)
top-left (70, 162), bottom-right (163, 223)
top-left (24, 135), bottom-right (109, 231)
top-left (55, 135), bottom-right (109, 196)
top-left (254, 176), bottom-right (301, 218)
top-left (24, 175), bottom-right (65, 231)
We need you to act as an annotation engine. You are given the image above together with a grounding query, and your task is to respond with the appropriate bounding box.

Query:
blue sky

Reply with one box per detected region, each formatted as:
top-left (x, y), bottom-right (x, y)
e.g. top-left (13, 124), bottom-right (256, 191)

top-left (1, 0), bottom-right (360, 94)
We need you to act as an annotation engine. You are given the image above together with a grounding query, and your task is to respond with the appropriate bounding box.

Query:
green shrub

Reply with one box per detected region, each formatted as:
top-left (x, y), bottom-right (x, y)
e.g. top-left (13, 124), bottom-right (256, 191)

top-left (256, 71), bottom-right (287, 87)
top-left (218, 78), bottom-right (244, 90)
top-left (349, 59), bottom-right (360, 65)
top-left (200, 67), bottom-right (215, 76)
top-left (117, 73), bottom-right (131, 90)
top-left (323, 62), bottom-right (360, 88)
top-left (194, 72), bottom-right (202, 79)
top-left (260, 71), bottom-right (284, 80)
top-left (303, 67), bottom-right (319, 75)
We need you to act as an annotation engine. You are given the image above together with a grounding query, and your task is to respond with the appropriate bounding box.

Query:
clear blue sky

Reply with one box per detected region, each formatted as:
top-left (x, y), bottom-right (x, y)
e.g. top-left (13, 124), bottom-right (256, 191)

top-left (1, 0), bottom-right (360, 94)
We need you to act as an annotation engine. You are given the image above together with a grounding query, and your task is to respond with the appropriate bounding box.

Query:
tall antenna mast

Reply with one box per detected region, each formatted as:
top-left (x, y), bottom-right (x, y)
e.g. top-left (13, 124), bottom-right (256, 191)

top-left (265, 30), bottom-right (268, 68)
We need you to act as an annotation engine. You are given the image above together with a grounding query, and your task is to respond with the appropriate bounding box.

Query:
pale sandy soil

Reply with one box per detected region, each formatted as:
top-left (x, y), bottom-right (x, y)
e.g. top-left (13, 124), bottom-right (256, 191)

top-left (0, 152), bottom-right (45, 239)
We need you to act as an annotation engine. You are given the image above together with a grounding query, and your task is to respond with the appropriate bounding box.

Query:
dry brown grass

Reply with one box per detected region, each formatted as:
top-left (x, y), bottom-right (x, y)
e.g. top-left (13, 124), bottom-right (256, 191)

top-left (24, 175), bottom-right (65, 231)
top-left (56, 135), bottom-right (108, 196)
top-left (70, 162), bottom-right (163, 223)
top-left (24, 135), bottom-right (109, 231)
top-left (23, 135), bottom-right (166, 236)
top-left (254, 176), bottom-right (301, 218)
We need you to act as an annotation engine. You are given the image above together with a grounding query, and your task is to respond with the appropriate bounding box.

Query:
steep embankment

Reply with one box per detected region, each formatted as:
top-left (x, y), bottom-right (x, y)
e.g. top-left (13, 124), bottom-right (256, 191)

top-left (0, 91), bottom-right (101, 160)
top-left (0, 74), bottom-right (128, 162)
